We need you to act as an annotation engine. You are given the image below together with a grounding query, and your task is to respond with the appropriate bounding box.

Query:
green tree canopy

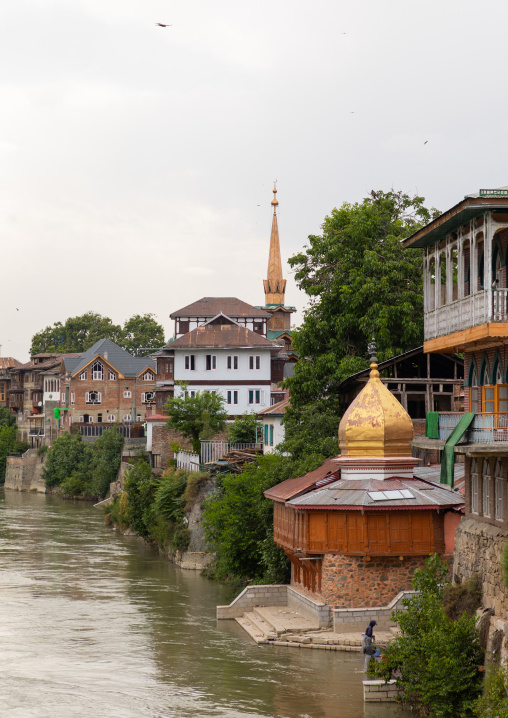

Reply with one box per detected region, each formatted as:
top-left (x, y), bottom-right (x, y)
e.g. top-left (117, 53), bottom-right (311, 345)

top-left (227, 413), bottom-right (260, 444)
top-left (286, 189), bottom-right (438, 411)
top-left (30, 312), bottom-right (165, 356)
top-left (164, 388), bottom-right (228, 453)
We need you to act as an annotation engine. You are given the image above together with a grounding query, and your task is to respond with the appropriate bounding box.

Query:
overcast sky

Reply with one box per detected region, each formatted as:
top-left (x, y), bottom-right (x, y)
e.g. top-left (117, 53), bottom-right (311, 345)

top-left (2, 0), bottom-right (508, 361)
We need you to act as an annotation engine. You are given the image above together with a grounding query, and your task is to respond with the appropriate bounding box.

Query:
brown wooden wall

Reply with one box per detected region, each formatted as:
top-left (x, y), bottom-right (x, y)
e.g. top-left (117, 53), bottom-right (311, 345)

top-left (273, 503), bottom-right (444, 557)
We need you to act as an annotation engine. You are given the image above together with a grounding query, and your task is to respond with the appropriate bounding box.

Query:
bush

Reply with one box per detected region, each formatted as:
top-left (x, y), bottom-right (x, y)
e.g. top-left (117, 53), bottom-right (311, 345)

top-left (37, 444), bottom-right (49, 457)
top-left (473, 664), bottom-right (508, 718)
top-left (442, 574), bottom-right (482, 620)
top-left (371, 554), bottom-right (483, 718)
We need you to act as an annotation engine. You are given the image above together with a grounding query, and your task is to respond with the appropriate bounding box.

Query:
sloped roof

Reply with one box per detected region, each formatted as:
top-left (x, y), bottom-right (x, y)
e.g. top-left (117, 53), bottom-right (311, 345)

top-left (170, 324), bottom-right (282, 350)
top-left (69, 339), bottom-right (155, 377)
top-left (287, 476), bottom-right (464, 511)
top-left (264, 458), bottom-right (340, 502)
top-left (258, 396), bottom-right (290, 416)
top-left (13, 353), bottom-right (81, 372)
top-left (170, 297), bottom-right (271, 319)
top-left (267, 330), bottom-right (293, 340)
top-left (0, 358), bottom-right (22, 370)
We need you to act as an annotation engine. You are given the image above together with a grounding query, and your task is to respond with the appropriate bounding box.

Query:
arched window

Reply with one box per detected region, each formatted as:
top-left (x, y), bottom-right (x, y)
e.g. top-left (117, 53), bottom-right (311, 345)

top-left (85, 391), bottom-right (101, 405)
top-left (495, 459), bottom-right (504, 521)
top-left (92, 361), bottom-right (104, 381)
top-left (483, 460), bottom-right (491, 518)
top-left (471, 459), bottom-right (479, 514)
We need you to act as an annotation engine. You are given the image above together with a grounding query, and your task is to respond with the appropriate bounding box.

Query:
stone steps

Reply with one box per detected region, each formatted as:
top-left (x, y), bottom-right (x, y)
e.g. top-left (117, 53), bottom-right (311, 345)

top-left (252, 606), bottom-right (320, 635)
top-left (243, 612), bottom-right (277, 640)
top-left (234, 615), bottom-right (268, 644)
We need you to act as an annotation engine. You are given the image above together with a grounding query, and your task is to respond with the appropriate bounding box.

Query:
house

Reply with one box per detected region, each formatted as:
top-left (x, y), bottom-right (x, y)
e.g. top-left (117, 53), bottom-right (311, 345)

top-left (8, 353), bottom-right (78, 444)
top-left (264, 347), bottom-right (463, 608)
top-left (403, 185), bottom-right (508, 654)
top-left (0, 358), bottom-right (21, 409)
top-left (58, 339), bottom-right (156, 434)
top-left (158, 314), bottom-right (283, 418)
top-left (338, 346), bottom-right (464, 464)
top-left (258, 395), bottom-right (290, 454)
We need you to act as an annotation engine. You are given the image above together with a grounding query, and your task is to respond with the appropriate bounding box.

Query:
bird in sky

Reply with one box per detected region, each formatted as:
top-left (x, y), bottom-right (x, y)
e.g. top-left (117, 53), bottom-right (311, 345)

top-left (156, 23), bottom-right (172, 27)
top-left (16, 308), bottom-right (19, 311)
top-left (424, 140), bottom-right (428, 145)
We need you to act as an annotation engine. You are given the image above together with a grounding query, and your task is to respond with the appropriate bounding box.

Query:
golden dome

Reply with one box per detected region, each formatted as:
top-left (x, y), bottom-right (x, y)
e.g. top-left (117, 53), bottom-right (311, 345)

top-left (338, 361), bottom-right (414, 457)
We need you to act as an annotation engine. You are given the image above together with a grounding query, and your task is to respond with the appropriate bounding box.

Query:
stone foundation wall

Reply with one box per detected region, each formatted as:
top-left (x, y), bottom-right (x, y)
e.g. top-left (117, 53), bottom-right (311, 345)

top-left (5, 449), bottom-right (46, 493)
top-left (453, 517), bottom-right (508, 660)
top-left (320, 554), bottom-right (431, 608)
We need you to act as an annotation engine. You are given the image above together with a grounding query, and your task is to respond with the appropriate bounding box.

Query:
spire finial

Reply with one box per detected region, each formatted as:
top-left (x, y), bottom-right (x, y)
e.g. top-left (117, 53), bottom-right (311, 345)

top-left (271, 180), bottom-right (278, 214)
top-left (367, 336), bottom-right (380, 379)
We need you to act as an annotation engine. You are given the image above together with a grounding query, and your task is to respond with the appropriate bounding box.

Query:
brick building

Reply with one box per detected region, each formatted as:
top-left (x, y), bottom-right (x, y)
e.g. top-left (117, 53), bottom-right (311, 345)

top-left (265, 348), bottom-right (463, 608)
top-left (58, 339), bottom-right (156, 431)
top-left (0, 357), bottom-right (21, 409)
top-left (402, 186), bottom-right (508, 655)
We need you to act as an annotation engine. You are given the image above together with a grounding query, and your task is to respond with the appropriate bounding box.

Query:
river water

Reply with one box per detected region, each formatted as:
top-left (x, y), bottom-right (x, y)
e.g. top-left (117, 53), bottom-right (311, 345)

top-left (0, 490), bottom-right (406, 718)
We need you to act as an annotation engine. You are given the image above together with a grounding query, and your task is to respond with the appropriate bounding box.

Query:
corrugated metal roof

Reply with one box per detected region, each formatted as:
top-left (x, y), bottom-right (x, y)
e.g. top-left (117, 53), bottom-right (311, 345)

top-left (287, 476), bottom-right (464, 510)
top-left (170, 297), bottom-right (271, 319)
top-left (258, 396), bottom-right (290, 416)
top-left (70, 339), bottom-right (155, 377)
top-left (263, 458), bottom-right (340, 501)
top-left (170, 324), bottom-right (281, 350)
top-left (0, 358), bottom-right (22, 370)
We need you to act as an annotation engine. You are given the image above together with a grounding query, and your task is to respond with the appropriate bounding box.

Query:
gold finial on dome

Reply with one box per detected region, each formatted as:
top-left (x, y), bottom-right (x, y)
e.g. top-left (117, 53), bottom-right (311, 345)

top-left (338, 337), bottom-right (414, 457)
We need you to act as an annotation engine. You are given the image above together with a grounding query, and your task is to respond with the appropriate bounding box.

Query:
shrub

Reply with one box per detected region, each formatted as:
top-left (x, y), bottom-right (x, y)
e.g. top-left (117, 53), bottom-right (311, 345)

top-left (227, 413), bottom-right (260, 444)
top-left (371, 554), bottom-right (483, 718)
top-left (443, 574), bottom-right (482, 620)
top-left (473, 664), bottom-right (508, 718)
top-left (37, 444), bottom-right (49, 457)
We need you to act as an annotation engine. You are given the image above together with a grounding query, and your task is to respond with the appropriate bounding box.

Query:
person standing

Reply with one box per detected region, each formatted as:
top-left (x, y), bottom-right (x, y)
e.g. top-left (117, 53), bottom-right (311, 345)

top-left (362, 620), bottom-right (377, 672)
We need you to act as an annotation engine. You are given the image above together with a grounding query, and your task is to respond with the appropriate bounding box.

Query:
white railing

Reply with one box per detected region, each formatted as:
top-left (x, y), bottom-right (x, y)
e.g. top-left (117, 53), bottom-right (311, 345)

top-left (425, 289), bottom-right (508, 341)
top-left (436, 412), bottom-right (508, 444)
top-left (175, 450), bottom-right (201, 472)
top-left (199, 441), bottom-right (261, 464)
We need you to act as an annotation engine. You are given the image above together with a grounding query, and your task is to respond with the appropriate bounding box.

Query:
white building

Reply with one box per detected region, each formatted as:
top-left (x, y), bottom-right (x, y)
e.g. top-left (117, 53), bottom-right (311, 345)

top-left (258, 396), bottom-right (289, 453)
top-left (158, 313), bottom-right (282, 417)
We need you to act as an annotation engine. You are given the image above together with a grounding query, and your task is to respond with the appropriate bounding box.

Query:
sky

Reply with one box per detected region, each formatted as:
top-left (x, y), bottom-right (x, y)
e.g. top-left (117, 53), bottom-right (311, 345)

top-left (2, 0), bottom-right (508, 361)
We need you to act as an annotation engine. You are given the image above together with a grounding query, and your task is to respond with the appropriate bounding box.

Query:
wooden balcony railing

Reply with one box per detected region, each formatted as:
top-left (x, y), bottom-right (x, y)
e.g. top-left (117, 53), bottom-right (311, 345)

top-left (424, 289), bottom-right (508, 341)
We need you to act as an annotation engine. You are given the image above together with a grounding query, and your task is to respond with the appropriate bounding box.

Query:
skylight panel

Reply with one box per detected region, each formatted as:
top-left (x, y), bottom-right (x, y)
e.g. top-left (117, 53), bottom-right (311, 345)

top-left (368, 489), bottom-right (416, 501)
top-left (384, 490), bottom-right (404, 500)
top-left (400, 489), bottom-right (414, 499)
top-left (368, 491), bottom-right (388, 501)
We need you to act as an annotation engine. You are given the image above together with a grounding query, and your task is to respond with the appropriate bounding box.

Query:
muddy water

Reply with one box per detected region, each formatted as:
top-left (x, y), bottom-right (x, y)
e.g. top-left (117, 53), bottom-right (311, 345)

top-left (0, 490), bottom-right (407, 718)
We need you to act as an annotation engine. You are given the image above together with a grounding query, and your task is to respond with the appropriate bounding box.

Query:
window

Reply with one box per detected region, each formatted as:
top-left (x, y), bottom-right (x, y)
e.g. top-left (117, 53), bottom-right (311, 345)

top-left (248, 390), bottom-right (263, 405)
top-left (205, 355), bottom-right (217, 371)
top-left (88, 416), bottom-right (94, 424)
top-left (61, 392), bottom-right (65, 404)
top-left (143, 371), bottom-right (154, 381)
top-left (80, 371), bottom-right (87, 381)
top-left (142, 392), bottom-right (155, 404)
top-left (249, 355), bottom-right (261, 370)
top-left (495, 459), bottom-right (504, 521)
top-left (92, 361), bottom-right (104, 381)
top-left (108, 370), bottom-right (116, 381)
top-left (264, 424), bottom-right (268, 444)
top-left (97, 413), bottom-right (102, 423)
top-left (85, 391), bottom-right (101, 405)
top-left (227, 390), bottom-right (238, 405)
top-left (123, 390), bottom-right (132, 398)
top-left (270, 425), bottom-right (274, 446)
top-left (71, 392), bottom-right (75, 405)
top-left (183, 390), bottom-right (196, 399)
top-left (483, 460), bottom-right (491, 517)
top-left (185, 355), bottom-right (195, 370)
top-left (179, 320), bottom-right (189, 334)
top-left (107, 414), bottom-right (116, 422)
top-left (79, 416), bottom-right (84, 423)
top-left (481, 384), bottom-right (508, 414)
top-left (253, 322), bottom-right (263, 334)
top-left (471, 459), bottom-right (479, 514)
top-left (227, 355), bottom-right (239, 370)
top-left (123, 414), bottom-right (132, 422)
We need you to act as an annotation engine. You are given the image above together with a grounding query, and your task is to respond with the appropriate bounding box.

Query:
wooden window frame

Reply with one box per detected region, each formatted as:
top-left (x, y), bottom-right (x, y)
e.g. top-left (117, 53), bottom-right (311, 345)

top-left (481, 384), bottom-right (508, 413)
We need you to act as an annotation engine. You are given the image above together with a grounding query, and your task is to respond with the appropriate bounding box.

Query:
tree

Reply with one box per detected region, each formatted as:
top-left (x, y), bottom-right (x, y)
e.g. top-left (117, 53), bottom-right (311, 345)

top-left (42, 432), bottom-right (92, 488)
top-left (30, 312), bottom-right (165, 356)
top-left (89, 427), bottom-right (124, 498)
top-left (122, 314), bottom-right (165, 356)
top-left (0, 425), bottom-right (18, 483)
top-left (164, 388), bottom-right (228, 453)
top-left (286, 190), bottom-right (438, 411)
top-left (227, 413), bottom-right (260, 444)
top-left (0, 407), bottom-right (15, 428)
top-left (372, 554), bottom-right (483, 717)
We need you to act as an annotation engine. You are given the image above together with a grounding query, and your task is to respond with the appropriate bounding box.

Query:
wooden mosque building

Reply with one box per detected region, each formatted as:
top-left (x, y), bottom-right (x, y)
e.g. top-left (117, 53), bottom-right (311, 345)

top-left (265, 345), bottom-right (464, 608)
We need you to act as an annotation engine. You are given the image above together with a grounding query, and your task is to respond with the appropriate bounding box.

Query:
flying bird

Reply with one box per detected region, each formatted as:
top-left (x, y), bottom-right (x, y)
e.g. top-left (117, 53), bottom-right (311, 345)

top-left (424, 140), bottom-right (428, 145)
top-left (156, 23), bottom-right (172, 27)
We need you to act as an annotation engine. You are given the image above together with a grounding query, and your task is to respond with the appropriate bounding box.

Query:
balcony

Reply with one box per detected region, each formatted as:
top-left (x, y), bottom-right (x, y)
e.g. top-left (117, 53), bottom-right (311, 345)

top-left (428, 412), bottom-right (508, 445)
top-left (424, 289), bottom-right (508, 349)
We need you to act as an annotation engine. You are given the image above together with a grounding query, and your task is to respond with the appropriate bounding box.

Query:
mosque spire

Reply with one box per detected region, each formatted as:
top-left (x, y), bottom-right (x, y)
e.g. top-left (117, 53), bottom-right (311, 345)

top-left (263, 183), bottom-right (287, 305)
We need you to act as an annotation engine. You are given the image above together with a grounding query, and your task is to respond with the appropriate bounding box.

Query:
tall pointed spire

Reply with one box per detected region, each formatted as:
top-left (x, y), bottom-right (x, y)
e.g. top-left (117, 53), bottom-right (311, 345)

top-left (263, 183), bottom-right (287, 305)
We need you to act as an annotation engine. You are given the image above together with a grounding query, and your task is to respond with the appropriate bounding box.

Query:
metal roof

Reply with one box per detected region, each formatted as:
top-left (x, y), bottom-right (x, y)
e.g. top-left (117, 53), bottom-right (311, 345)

top-left (169, 324), bottom-right (282, 350)
top-left (264, 458), bottom-right (340, 502)
top-left (286, 476), bottom-right (464, 511)
top-left (69, 339), bottom-right (155, 377)
top-left (257, 396), bottom-right (290, 417)
top-left (170, 297), bottom-right (271, 319)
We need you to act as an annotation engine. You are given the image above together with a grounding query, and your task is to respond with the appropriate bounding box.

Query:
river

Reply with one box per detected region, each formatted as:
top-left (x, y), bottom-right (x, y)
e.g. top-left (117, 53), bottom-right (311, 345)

top-left (0, 490), bottom-right (406, 718)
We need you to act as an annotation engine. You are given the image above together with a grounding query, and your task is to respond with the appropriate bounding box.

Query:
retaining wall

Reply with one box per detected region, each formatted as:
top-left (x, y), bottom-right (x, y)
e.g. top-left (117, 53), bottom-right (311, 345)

top-left (217, 585), bottom-right (288, 619)
top-left (363, 679), bottom-right (399, 702)
top-left (332, 590), bottom-right (418, 633)
top-left (5, 449), bottom-right (46, 492)
top-left (287, 586), bottom-right (331, 627)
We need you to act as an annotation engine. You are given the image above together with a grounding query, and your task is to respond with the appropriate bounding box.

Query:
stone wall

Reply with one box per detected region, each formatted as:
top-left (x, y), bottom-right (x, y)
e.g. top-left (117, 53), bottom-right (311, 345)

top-left (5, 449), bottom-right (46, 492)
top-left (332, 590), bottom-right (418, 632)
top-left (453, 517), bottom-right (508, 660)
top-left (320, 554), bottom-right (431, 608)
top-left (363, 679), bottom-right (399, 703)
top-left (217, 585), bottom-right (289, 619)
